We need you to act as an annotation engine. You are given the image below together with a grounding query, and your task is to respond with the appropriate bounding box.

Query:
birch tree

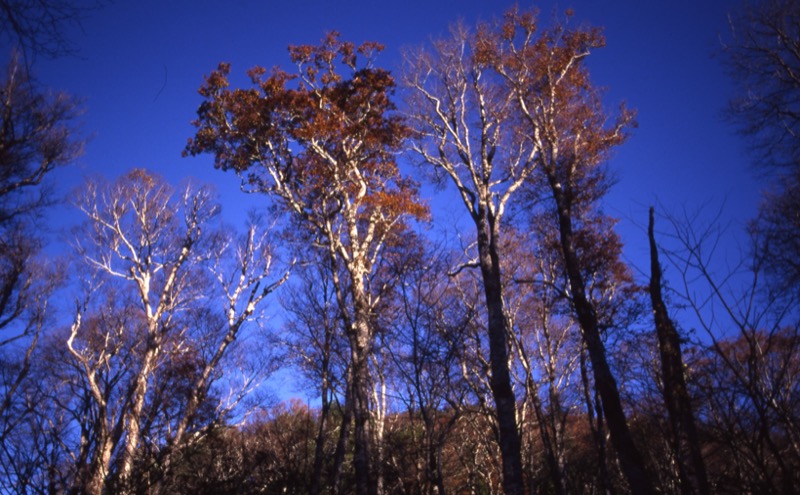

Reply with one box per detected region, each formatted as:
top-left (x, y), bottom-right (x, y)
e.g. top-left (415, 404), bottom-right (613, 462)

top-left (185, 33), bottom-right (427, 495)
top-left (404, 21), bottom-right (537, 495)
top-left (64, 169), bottom-right (286, 495)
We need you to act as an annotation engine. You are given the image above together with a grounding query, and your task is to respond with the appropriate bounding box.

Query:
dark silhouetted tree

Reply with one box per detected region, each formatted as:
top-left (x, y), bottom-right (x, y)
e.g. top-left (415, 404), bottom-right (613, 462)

top-left (724, 0), bottom-right (800, 303)
top-left (0, 0), bottom-right (104, 60)
top-left (0, 55), bottom-right (81, 485)
top-left (648, 207), bottom-right (710, 495)
top-left (724, 0), bottom-right (800, 171)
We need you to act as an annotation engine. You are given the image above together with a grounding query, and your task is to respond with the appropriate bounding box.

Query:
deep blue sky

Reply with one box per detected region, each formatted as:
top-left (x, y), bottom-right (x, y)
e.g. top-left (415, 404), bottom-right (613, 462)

top-left (21, 1), bottom-right (753, 256)
top-left (1, 0), bottom-right (762, 401)
top-left (9, 0), bottom-right (756, 301)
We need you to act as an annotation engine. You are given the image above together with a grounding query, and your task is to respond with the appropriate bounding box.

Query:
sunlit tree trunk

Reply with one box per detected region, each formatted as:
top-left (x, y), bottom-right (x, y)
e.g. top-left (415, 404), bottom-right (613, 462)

top-left (66, 171), bottom-right (285, 495)
top-left (118, 343), bottom-right (158, 489)
top-left (371, 357), bottom-right (388, 495)
top-left (350, 301), bottom-right (374, 495)
top-left (186, 34), bottom-right (426, 493)
top-left (331, 254), bottom-right (377, 495)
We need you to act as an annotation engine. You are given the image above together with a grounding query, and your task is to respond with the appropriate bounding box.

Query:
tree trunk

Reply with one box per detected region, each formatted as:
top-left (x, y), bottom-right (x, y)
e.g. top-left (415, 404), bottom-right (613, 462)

top-left (531, 383), bottom-right (567, 495)
top-left (581, 346), bottom-right (615, 495)
top-left (475, 215), bottom-right (526, 495)
top-left (118, 338), bottom-right (159, 494)
top-left (350, 348), bottom-right (372, 495)
top-left (330, 385), bottom-right (352, 495)
top-left (648, 207), bottom-right (711, 495)
top-left (310, 381), bottom-right (331, 495)
top-left (550, 186), bottom-right (655, 495)
top-left (519, 329), bottom-right (567, 495)
top-left (329, 252), bottom-right (377, 495)
top-left (372, 366), bottom-right (387, 495)
top-left (84, 435), bottom-right (112, 495)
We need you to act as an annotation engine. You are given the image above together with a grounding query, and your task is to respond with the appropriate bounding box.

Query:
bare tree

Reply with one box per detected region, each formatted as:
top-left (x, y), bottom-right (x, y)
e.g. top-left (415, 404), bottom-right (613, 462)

top-left (404, 19), bottom-right (537, 494)
top-left (663, 207), bottom-right (800, 494)
top-left (0, 0), bottom-right (105, 61)
top-left (506, 226), bottom-right (583, 495)
top-left (387, 242), bottom-right (475, 495)
top-left (0, 53), bottom-right (82, 222)
top-left (0, 54), bottom-right (81, 484)
top-left (749, 168), bottom-right (800, 302)
top-left (723, 0), bottom-right (800, 171)
top-left (724, 0), bottom-right (800, 305)
top-left (281, 254), bottom-right (350, 495)
top-left (648, 207), bottom-right (710, 495)
top-left (59, 169), bottom-right (287, 495)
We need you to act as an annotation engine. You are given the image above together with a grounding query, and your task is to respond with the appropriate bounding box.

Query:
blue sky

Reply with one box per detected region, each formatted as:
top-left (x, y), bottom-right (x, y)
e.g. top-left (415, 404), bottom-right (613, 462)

top-left (4, 0), bottom-right (758, 373)
top-left (22, 1), bottom-right (755, 254)
top-left (2, 0), bottom-right (762, 402)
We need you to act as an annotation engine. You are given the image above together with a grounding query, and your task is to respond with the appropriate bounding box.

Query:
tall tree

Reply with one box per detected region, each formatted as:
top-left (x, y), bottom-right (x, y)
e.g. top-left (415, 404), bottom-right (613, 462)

top-left (648, 207), bottom-right (710, 495)
top-left (185, 33), bottom-right (427, 495)
top-left (484, 8), bottom-right (654, 494)
top-left (404, 20), bottom-right (538, 495)
top-left (404, 9), bottom-right (648, 493)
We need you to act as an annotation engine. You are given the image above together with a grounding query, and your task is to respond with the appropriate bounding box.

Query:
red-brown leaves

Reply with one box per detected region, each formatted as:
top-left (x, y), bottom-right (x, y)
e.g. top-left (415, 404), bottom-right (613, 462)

top-left (246, 66), bottom-right (267, 84)
top-left (501, 6), bottom-right (537, 41)
top-left (482, 8), bottom-right (633, 212)
top-left (287, 32), bottom-right (385, 85)
top-left (473, 24), bottom-right (502, 68)
top-left (185, 32), bottom-right (426, 251)
top-left (196, 62), bottom-right (230, 97)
